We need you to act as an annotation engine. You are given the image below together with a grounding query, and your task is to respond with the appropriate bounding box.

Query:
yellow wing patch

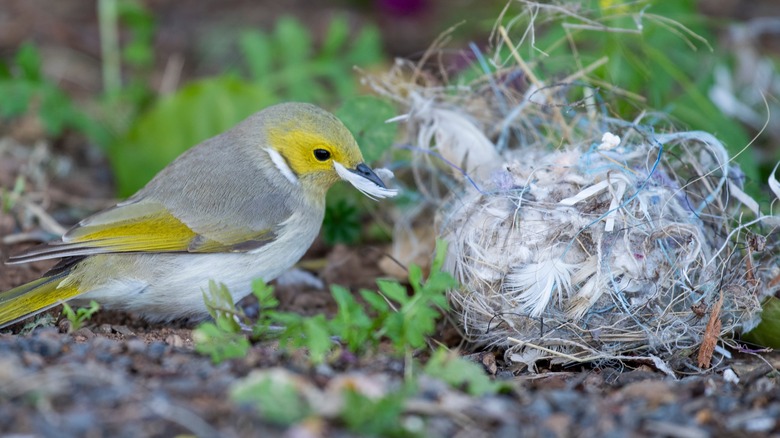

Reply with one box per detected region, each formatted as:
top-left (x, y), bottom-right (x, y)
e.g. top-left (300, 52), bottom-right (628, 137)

top-left (67, 208), bottom-right (198, 252)
top-left (9, 201), bottom-right (278, 264)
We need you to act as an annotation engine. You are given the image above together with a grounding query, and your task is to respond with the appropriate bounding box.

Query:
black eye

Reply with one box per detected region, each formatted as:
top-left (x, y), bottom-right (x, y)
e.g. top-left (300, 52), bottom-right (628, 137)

top-left (313, 149), bottom-right (331, 161)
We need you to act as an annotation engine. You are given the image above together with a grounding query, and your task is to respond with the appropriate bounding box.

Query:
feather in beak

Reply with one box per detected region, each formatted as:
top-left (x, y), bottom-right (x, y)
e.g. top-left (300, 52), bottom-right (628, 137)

top-left (333, 162), bottom-right (398, 200)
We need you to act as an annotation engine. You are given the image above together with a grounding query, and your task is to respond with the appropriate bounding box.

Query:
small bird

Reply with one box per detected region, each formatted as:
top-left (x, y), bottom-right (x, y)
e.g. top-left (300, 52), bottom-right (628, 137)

top-left (0, 102), bottom-right (397, 328)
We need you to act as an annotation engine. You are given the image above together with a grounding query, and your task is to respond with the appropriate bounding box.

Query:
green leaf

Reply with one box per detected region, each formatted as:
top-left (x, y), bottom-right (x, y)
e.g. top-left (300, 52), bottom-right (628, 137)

top-left (431, 239), bottom-right (449, 273)
top-left (251, 278), bottom-right (278, 309)
top-left (193, 322), bottom-right (250, 363)
top-left (331, 285), bottom-right (375, 351)
top-left (423, 272), bottom-right (457, 303)
top-left (303, 315), bottom-right (332, 364)
top-left (275, 17), bottom-right (311, 66)
top-left (407, 265), bottom-right (423, 294)
top-left (0, 81), bottom-right (34, 117)
top-left (323, 198), bottom-right (361, 244)
top-left (61, 300), bottom-right (100, 332)
top-left (346, 25), bottom-right (383, 66)
top-left (340, 388), bottom-right (410, 436)
top-left (360, 289), bottom-right (390, 313)
top-left (424, 349), bottom-right (498, 396)
top-left (240, 30), bottom-right (273, 83)
top-left (231, 373), bottom-right (310, 425)
top-left (201, 280), bottom-right (242, 333)
top-left (321, 15), bottom-right (349, 57)
top-left (0, 60), bottom-right (11, 79)
top-left (38, 85), bottom-right (73, 135)
top-left (335, 96), bottom-right (397, 163)
top-left (377, 279), bottom-right (409, 305)
top-left (14, 43), bottom-right (41, 82)
top-left (742, 297), bottom-right (780, 348)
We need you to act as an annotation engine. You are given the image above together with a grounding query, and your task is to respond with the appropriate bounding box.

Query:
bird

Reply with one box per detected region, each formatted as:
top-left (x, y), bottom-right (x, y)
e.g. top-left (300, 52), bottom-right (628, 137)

top-left (0, 102), bottom-right (397, 328)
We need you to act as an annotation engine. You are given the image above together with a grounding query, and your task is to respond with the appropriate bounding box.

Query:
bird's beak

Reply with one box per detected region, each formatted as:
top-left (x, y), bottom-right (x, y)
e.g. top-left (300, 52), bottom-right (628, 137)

top-left (333, 161), bottom-right (397, 200)
top-left (349, 163), bottom-right (387, 189)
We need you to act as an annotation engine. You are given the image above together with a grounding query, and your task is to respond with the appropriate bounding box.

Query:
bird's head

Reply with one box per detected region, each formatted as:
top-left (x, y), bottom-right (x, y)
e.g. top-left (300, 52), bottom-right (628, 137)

top-left (258, 103), bottom-right (397, 200)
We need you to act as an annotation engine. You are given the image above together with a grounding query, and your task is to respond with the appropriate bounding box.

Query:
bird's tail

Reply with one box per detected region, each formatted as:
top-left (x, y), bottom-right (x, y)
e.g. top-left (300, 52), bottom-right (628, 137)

top-left (0, 270), bottom-right (82, 329)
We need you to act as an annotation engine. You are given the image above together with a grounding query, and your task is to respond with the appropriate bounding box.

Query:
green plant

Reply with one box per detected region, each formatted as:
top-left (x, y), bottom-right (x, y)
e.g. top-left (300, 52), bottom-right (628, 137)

top-left (60, 300), bottom-right (100, 332)
top-left (423, 348), bottom-right (500, 396)
top-left (1, 176), bottom-right (26, 213)
top-left (328, 241), bottom-right (456, 354)
top-left (239, 16), bottom-right (382, 103)
top-left (339, 386), bottom-right (413, 436)
top-left (192, 281), bottom-right (251, 363)
top-left (193, 240), bottom-right (457, 364)
top-left (98, 0), bottom-right (157, 130)
top-left (742, 297), bottom-right (780, 349)
top-left (0, 43), bottom-right (107, 143)
top-left (230, 369), bottom-right (418, 435)
top-left (323, 199), bottom-right (362, 244)
top-left (230, 372), bottom-right (311, 426)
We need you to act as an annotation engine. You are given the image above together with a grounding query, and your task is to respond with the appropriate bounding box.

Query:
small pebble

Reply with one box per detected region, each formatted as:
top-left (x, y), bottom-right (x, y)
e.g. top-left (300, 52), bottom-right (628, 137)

top-left (28, 336), bottom-right (62, 357)
top-left (165, 334), bottom-right (184, 348)
top-left (126, 339), bottom-right (147, 354)
top-left (21, 351), bottom-right (44, 369)
top-left (113, 325), bottom-right (136, 336)
top-left (58, 319), bottom-right (72, 333)
top-left (71, 327), bottom-right (95, 340)
top-left (148, 341), bottom-right (168, 359)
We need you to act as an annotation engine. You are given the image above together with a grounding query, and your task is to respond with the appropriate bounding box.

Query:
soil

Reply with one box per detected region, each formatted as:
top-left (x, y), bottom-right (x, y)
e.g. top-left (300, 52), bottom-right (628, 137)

top-left (2, 1), bottom-right (780, 437)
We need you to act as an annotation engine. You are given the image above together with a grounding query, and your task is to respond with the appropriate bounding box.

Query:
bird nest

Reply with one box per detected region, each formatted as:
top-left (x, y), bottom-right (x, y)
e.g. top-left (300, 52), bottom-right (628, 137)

top-left (366, 4), bottom-right (780, 372)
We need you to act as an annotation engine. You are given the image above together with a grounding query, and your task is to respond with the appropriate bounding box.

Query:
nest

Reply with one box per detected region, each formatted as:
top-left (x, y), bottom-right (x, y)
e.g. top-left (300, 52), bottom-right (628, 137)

top-left (366, 4), bottom-right (780, 371)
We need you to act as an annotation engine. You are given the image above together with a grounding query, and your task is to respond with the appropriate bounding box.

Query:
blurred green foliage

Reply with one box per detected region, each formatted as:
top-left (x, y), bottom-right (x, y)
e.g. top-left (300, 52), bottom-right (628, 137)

top-left (230, 375), bottom-right (311, 426)
top-left (742, 297), bottom-right (780, 349)
top-left (239, 16), bottom-right (382, 102)
top-left (0, 43), bottom-right (107, 142)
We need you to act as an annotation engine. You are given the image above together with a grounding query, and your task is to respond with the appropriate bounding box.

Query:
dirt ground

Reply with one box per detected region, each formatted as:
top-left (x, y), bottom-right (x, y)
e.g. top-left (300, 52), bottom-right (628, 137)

top-left (2, 1), bottom-right (780, 437)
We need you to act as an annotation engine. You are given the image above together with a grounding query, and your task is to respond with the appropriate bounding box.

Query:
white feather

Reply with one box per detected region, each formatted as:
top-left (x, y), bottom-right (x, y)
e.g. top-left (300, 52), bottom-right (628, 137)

top-left (264, 147), bottom-right (299, 185)
top-left (505, 259), bottom-right (575, 317)
top-left (333, 161), bottom-right (398, 200)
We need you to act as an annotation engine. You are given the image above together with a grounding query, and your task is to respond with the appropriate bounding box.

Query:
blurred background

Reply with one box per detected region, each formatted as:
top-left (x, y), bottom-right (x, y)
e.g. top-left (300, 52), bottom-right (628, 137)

top-left (0, 0), bottom-right (779, 244)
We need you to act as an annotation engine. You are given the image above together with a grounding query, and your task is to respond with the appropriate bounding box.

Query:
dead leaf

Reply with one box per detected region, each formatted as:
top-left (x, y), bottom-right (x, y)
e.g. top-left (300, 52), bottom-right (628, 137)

top-left (697, 293), bottom-right (723, 369)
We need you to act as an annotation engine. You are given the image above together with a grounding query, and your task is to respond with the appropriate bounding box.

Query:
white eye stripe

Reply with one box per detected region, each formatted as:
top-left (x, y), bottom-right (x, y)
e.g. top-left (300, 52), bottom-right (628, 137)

top-left (264, 148), bottom-right (299, 185)
top-left (333, 161), bottom-right (398, 200)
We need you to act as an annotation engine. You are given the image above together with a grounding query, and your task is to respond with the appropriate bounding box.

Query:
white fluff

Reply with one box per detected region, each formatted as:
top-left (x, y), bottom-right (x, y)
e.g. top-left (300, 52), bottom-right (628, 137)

top-left (597, 132), bottom-right (621, 150)
top-left (333, 161), bottom-right (398, 200)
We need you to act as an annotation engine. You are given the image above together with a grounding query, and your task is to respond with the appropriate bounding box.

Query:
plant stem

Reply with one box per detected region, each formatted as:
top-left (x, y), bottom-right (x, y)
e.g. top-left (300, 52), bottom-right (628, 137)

top-left (98, 0), bottom-right (121, 95)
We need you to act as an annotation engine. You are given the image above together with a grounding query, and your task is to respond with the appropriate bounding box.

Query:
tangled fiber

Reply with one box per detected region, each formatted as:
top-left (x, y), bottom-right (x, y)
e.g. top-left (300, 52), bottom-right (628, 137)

top-left (367, 3), bottom-right (780, 371)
